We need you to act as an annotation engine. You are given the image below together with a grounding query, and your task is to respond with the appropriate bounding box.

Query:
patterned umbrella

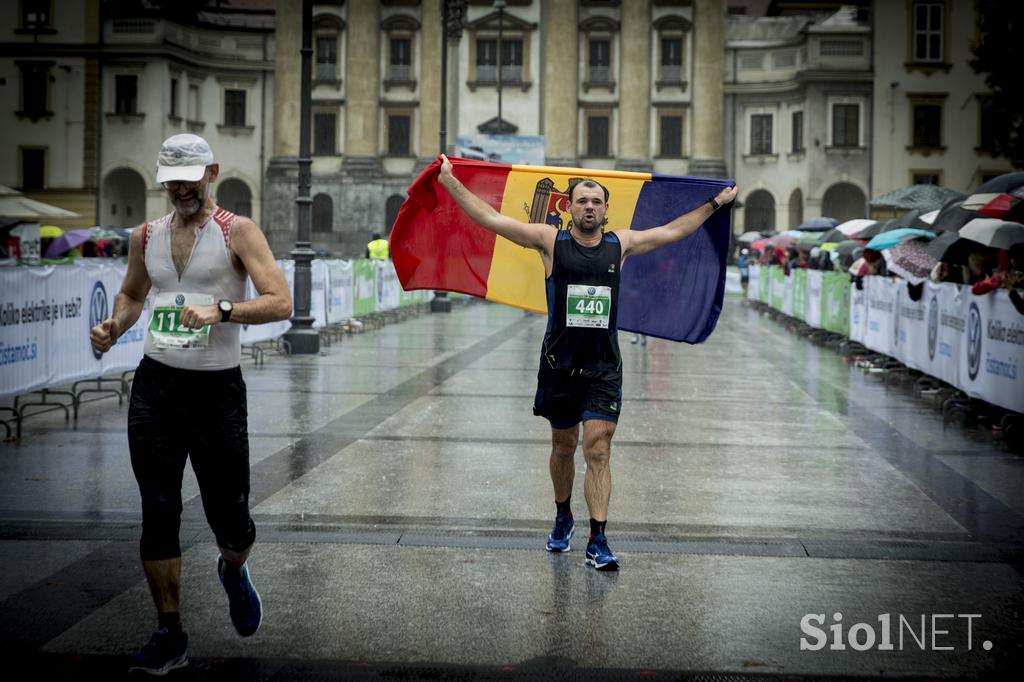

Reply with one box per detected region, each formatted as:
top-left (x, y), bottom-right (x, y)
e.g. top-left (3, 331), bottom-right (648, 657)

top-left (883, 239), bottom-right (937, 284)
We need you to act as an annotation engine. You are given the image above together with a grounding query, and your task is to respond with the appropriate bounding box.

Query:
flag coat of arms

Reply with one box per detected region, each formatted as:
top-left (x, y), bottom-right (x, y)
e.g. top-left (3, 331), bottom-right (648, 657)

top-left (390, 156), bottom-right (734, 343)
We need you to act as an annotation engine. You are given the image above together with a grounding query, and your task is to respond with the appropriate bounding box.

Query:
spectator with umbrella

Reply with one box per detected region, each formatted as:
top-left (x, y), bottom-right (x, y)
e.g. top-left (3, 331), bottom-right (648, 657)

top-left (954, 219), bottom-right (1024, 297)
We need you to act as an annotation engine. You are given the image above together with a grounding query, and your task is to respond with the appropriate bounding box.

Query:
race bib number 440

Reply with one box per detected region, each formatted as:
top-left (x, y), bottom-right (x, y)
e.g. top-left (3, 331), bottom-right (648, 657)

top-left (566, 284), bottom-right (611, 329)
top-left (149, 292), bottom-right (214, 349)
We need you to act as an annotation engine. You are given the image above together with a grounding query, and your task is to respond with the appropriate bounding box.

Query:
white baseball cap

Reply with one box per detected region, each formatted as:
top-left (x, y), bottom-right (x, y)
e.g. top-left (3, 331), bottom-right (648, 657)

top-left (156, 133), bottom-right (215, 183)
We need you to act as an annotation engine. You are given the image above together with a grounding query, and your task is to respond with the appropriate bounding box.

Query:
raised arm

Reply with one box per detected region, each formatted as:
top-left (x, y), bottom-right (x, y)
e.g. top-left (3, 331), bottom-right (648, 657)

top-left (90, 227), bottom-right (152, 353)
top-left (619, 185), bottom-right (738, 258)
top-left (437, 154), bottom-right (554, 255)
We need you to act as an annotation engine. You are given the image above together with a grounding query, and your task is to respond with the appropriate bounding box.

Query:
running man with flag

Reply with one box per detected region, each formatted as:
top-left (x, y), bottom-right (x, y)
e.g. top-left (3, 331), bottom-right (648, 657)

top-left (436, 154), bottom-right (736, 570)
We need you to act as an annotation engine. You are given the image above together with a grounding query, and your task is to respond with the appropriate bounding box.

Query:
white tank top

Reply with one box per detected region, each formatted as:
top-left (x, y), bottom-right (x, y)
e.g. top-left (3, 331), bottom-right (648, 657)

top-left (142, 207), bottom-right (248, 370)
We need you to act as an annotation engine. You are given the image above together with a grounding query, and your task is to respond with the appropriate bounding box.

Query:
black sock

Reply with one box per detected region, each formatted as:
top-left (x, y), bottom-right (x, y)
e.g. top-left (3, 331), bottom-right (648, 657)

top-left (158, 611), bottom-right (183, 634)
top-left (590, 519), bottom-right (607, 538)
top-left (556, 496), bottom-right (572, 517)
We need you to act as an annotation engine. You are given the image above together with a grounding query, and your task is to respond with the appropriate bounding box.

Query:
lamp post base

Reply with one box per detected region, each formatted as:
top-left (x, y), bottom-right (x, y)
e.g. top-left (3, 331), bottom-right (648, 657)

top-left (283, 319), bottom-right (320, 354)
top-left (430, 293), bottom-right (452, 313)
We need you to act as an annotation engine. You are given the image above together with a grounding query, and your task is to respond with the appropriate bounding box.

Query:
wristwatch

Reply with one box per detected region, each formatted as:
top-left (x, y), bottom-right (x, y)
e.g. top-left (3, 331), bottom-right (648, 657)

top-left (707, 196), bottom-right (721, 211)
top-left (218, 299), bottom-right (233, 322)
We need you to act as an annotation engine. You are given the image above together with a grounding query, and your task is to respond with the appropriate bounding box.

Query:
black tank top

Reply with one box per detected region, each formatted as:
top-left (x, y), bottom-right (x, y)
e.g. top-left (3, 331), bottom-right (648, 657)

top-left (541, 230), bottom-right (622, 371)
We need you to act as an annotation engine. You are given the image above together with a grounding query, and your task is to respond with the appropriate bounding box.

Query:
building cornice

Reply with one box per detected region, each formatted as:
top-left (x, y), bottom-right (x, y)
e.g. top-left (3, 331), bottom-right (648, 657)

top-left (0, 42), bottom-right (272, 73)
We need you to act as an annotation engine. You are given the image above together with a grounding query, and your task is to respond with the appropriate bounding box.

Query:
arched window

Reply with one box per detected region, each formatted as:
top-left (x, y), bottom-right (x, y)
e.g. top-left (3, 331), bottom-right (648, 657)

top-left (822, 182), bottom-right (866, 222)
top-left (385, 194), bottom-right (404, 232)
top-left (312, 193), bottom-right (333, 233)
top-left (744, 189), bottom-right (775, 231)
top-left (101, 167), bottom-right (146, 227)
top-left (789, 188), bottom-right (803, 228)
top-left (217, 178), bottom-right (252, 217)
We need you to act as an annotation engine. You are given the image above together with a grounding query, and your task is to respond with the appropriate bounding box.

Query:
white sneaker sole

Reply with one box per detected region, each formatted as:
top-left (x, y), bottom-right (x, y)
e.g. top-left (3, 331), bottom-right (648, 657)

top-left (545, 526), bottom-right (574, 552)
top-left (128, 651), bottom-right (188, 676)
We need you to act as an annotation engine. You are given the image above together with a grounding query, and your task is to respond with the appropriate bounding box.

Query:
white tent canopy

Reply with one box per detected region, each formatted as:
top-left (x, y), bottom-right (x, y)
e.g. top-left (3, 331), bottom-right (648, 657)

top-left (0, 185), bottom-right (79, 220)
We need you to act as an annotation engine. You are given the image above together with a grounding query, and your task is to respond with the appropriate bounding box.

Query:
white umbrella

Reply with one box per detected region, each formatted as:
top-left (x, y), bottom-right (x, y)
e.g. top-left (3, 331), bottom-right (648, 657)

top-left (835, 218), bottom-right (877, 237)
top-left (958, 218), bottom-right (1024, 250)
top-left (918, 209), bottom-right (939, 225)
top-left (0, 185), bottom-right (79, 220)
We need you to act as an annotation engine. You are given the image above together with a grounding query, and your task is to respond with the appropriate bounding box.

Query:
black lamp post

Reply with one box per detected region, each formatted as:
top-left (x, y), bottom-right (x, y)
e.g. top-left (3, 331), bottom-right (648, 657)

top-left (283, 0), bottom-right (320, 352)
top-left (432, 1), bottom-right (466, 313)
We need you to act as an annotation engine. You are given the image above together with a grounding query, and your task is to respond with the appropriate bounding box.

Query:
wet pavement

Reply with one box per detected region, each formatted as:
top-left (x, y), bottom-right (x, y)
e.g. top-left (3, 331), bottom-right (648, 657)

top-left (2, 295), bottom-right (1023, 680)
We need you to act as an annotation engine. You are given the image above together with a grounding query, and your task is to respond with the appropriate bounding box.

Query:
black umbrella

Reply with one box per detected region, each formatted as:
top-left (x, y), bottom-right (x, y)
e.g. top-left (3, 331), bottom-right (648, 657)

top-left (929, 199), bottom-right (978, 234)
top-left (891, 208), bottom-right (925, 229)
top-left (922, 230), bottom-right (978, 265)
top-left (855, 218), bottom-right (897, 240)
top-left (974, 172), bottom-right (1024, 194)
top-left (821, 228), bottom-right (846, 243)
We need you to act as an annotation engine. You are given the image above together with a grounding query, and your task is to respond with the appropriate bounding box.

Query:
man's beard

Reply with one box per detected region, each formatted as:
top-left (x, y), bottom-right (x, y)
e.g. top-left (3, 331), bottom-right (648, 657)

top-left (172, 188), bottom-right (206, 218)
top-left (572, 215), bottom-right (607, 233)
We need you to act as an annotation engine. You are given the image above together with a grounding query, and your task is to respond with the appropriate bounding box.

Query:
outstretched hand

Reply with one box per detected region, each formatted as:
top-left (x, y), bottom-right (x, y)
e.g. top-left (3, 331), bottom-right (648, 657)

top-left (438, 154), bottom-right (455, 190)
top-left (715, 185), bottom-right (738, 206)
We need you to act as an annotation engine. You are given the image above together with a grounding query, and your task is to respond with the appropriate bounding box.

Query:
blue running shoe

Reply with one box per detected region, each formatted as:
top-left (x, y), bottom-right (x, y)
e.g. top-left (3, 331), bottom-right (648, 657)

top-left (585, 533), bottom-right (620, 571)
top-left (217, 555), bottom-right (263, 637)
top-left (546, 514), bottom-right (574, 552)
top-left (127, 627), bottom-right (188, 675)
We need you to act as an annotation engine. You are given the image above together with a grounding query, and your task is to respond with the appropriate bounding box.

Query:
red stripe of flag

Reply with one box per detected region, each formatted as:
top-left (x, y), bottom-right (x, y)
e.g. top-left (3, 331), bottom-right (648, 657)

top-left (390, 157), bottom-right (512, 298)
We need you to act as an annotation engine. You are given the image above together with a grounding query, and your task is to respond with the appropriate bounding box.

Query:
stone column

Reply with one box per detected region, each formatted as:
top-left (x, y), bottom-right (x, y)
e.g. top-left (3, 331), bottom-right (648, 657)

top-left (417, 0), bottom-right (442, 166)
top-left (343, 0), bottom-right (381, 175)
top-left (690, 0), bottom-right (728, 177)
top-left (265, 0), bottom-right (302, 254)
top-left (542, 0), bottom-right (577, 167)
top-left (273, 0), bottom-right (301, 158)
top-left (616, 0), bottom-right (651, 172)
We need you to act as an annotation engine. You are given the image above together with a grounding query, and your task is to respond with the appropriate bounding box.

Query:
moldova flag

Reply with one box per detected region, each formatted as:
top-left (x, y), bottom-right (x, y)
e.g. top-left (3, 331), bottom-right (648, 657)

top-left (390, 156), bottom-right (734, 343)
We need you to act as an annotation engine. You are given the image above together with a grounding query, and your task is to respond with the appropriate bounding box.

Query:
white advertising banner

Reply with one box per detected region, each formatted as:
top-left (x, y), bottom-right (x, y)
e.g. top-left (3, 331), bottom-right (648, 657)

top-left (782, 275), bottom-right (793, 316)
top-left (325, 259), bottom-right (354, 323)
top-left (748, 264), bottom-right (760, 300)
top-left (863, 277), bottom-right (897, 358)
top-left (806, 270), bottom-right (823, 329)
top-left (310, 259), bottom-right (328, 329)
top-left (894, 282), bottom-right (928, 371)
top-left (376, 261), bottom-right (400, 312)
top-left (1, 261), bottom-right (147, 398)
top-left (239, 259), bottom-right (293, 344)
top-left (849, 283), bottom-right (867, 344)
top-left (960, 290), bottom-right (1024, 413)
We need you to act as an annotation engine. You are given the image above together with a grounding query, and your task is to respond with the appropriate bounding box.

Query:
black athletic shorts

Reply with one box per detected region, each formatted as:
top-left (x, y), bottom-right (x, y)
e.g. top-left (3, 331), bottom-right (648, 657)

top-left (128, 356), bottom-right (255, 560)
top-left (533, 367), bottom-right (622, 429)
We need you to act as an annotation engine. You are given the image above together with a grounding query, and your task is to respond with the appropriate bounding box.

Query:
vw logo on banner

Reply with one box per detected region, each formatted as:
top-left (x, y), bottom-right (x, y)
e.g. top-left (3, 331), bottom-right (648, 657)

top-left (927, 296), bottom-right (938, 361)
top-left (966, 302), bottom-right (982, 381)
top-left (90, 281), bottom-right (109, 360)
top-left (893, 301), bottom-right (901, 348)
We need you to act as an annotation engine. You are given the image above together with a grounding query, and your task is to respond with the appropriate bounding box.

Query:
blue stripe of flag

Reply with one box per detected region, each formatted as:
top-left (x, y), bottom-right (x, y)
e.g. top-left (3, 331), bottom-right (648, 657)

top-left (619, 174), bottom-right (734, 343)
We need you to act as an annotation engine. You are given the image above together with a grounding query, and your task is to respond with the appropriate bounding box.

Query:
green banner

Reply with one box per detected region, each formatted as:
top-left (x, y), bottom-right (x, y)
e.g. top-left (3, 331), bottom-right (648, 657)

top-left (820, 272), bottom-right (850, 335)
top-left (758, 266), bottom-right (771, 304)
top-left (354, 259), bottom-right (377, 316)
top-left (792, 269), bottom-right (808, 321)
top-left (770, 267), bottom-right (785, 310)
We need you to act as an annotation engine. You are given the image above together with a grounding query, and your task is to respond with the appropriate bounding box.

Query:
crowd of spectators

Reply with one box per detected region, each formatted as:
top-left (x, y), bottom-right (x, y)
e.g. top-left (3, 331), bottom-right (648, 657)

top-left (744, 236), bottom-right (1023, 314)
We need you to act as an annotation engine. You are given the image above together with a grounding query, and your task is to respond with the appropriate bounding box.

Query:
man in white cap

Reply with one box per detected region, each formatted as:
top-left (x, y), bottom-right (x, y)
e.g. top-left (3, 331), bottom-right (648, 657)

top-left (90, 134), bottom-right (292, 675)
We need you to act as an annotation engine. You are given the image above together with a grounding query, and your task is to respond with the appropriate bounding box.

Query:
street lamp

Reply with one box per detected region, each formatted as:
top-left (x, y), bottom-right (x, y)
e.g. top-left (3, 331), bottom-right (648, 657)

top-left (283, 0), bottom-right (320, 352)
top-left (433, 1), bottom-right (466, 313)
top-left (494, 0), bottom-right (505, 132)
